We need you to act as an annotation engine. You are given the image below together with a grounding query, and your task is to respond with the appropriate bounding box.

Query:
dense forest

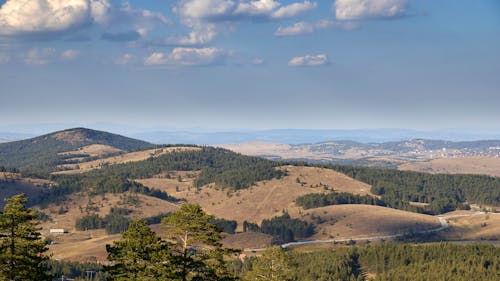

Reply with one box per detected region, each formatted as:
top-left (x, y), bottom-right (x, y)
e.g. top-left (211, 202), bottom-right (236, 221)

top-left (241, 213), bottom-right (315, 243)
top-left (296, 191), bottom-right (387, 209)
top-left (287, 163), bottom-right (500, 214)
top-left (237, 243), bottom-right (500, 281)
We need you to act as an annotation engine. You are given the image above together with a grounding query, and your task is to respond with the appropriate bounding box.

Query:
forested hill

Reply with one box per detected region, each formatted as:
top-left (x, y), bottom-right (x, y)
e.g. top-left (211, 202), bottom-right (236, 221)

top-left (0, 128), bottom-right (154, 173)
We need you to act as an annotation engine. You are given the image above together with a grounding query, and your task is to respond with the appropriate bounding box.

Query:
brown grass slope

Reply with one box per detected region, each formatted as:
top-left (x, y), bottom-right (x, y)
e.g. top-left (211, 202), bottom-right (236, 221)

top-left (293, 204), bottom-right (441, 240)
top-left (136, 166), bottom-right (374, 231)
top-left (40, 192), bottom-right (179, 262)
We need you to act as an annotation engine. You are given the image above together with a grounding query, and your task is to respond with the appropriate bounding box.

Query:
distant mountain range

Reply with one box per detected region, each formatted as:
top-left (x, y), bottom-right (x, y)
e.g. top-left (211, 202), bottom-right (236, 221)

top-left (219, 139), bottom-right (500, 166)
top-left (131, 129), bottom-right (500, 145)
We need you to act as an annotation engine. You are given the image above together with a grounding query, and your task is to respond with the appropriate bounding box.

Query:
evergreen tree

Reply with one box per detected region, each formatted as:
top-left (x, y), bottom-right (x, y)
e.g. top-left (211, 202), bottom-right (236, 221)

top-left (105, 220), bottom-right (173, 280)
top-left (0, 194), bottom-right (50, 281)
top-left (244, 246), bottom-right (293, 281)
top-left (162, 204), bottom-right (239, 281)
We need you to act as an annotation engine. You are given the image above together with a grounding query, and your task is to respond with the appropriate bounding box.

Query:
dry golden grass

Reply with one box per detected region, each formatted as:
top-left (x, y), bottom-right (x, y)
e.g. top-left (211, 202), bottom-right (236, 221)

top-left (137, 166), bottom-right (373, 231)
top-left (440, 213), bottom-right (500, 241)
top-left (399, 157), bottom-right (500, 177)
top-left (47, 230), bottom-right (119, 263)
top-left (58, 144), bottom-right (123, 158)
top-left (53, 146), bottom-right (200, 175)
top-left (293, 204), bottom-right (440, 240)
top-left (41, 192), bottom-right (179, 262)
top-left (40, 192), bottom-right (179, 232)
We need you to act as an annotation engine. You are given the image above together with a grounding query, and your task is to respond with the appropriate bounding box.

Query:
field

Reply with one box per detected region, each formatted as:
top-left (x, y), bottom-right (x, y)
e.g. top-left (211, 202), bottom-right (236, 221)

top-left (439, 211), bottom-right (500, 241)
top-left (294, 204), bottom-right (441, 240)
top-left (136, 165), bottom-right (374, 230)
top-left (58, 144), bottom-right (123, 157)
top-left (40, 192), bottom-right (179, 262)
top-left (399, 157), bottom-right (500, 177)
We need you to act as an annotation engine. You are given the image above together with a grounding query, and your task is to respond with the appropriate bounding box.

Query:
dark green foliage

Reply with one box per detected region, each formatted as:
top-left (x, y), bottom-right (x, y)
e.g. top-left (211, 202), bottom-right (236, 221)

top-left (105, 214), bottom-right (131, 234)
top-left (240, 243), bottom-right (499, 281)
top-left (211, 218), bottom-right (238, 234)
top-left (260, 213), bottom-right (314, 243)
top-left (0, 128), bottom-right (154, 174)
top-left (243, 246), bottom-right (293, 281)
top-left (242, 221), bottom-right (260, 233)
top-left (162, 204), bottom-right (239, 281)
top-left (105, 220), bottom-right (173, 280)
top-left (75, 214), bottom-right (106, 231)
top-left (290, 248), bottom-right (363, 281)
top-left (47, 260), bottom-right (106, 280)
top-left (359, 243), bottom-right (500, 281)
top-left (143, 212), bottom-right (172, 225)
top-left (75, 213), bottom-right (131, 234)
top-left (296, 191), bottom-right (387, 209)
top-left (0, 194), bottom-right (50, 281)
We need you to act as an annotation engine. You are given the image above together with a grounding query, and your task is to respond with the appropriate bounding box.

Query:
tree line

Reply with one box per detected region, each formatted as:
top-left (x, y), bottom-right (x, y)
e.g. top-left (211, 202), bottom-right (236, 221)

top-left (295, 191), bottom-right (387, 210)
top-left (242, 213), bottom-right (315, 243)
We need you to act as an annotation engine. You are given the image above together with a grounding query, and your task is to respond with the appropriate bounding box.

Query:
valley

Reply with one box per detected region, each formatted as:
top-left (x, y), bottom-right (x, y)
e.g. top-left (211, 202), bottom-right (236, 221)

top-left (0, 128), bottom-right (499, 279)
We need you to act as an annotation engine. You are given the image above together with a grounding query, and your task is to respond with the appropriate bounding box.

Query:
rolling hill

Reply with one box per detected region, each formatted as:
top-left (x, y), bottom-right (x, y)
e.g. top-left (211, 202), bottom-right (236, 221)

top-left (0, 128), bottom-right (155, 173)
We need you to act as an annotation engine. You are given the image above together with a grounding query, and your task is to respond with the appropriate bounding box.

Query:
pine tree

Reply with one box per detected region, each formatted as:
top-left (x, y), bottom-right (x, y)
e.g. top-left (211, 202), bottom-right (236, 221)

top-left (244, 246), bottom-right (293, 281)
top-left (105, 220), bottom-right (173, 280)
top-left (0, 194), bottom-right (50, 281)
top-left (162, 203), bottom-right (239, 281)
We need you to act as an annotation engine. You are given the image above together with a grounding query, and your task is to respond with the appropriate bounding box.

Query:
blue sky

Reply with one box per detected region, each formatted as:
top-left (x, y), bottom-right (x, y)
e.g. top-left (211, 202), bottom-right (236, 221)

top-left (0, 0), bottom-right (499, 132)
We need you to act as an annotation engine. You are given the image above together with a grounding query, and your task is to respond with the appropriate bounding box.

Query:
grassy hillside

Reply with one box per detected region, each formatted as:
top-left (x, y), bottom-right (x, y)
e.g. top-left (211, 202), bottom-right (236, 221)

top-left (0, 128), bottom-right (154, 173)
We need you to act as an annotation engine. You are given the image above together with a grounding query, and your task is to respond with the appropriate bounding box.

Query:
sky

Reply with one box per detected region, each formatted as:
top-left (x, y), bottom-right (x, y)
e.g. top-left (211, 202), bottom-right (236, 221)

top-left (0, 0), bottom-right (499, 133)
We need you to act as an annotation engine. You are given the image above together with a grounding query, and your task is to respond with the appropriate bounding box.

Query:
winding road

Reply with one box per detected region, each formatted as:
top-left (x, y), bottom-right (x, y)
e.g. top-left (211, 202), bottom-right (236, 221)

top-left (246, 212), bottom-right (485, 252)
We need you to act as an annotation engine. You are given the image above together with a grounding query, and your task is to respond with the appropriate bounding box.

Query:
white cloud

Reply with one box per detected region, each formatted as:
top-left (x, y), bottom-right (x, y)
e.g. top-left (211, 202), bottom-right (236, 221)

top-left (166, 23), bottom-right (218, 46)
top-left (275, 21), bottom-right (315, 36)
top-left (334, 0), bottom-right (407, 20)
top-left (0, 0), bottom-right (170, 43)
top-left (288, 54), bottom-right (328, 67)
top-left (234, 0), bottom-right (280, 16)
top-left (144, 47), bottom-right (230, 66)
top-left (114, 53), bottom-right (136, 65)
top-left (60, 50), bottom-right (81, 61)
top-left (23, 48), bottom-right (56, 65)
top-left (0, 0), bottom-right (111, 36)
top-left (271, 1), bottom-right (317, 19)
top-left (275, 19), bottom-right (360, 36)
top-left (172, 0), bottom-right (317, 45)
top-left (116, 2), bottom-right (171, 38)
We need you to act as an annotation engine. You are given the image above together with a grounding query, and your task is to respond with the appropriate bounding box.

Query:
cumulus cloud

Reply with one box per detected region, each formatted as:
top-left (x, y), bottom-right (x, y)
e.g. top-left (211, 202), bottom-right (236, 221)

top-left (271, 1), bottom-right (317, 19)
top-left (171, 0), bottom-right (317, 45)
top-left (288, 54), bottom-right (328, 67)
top-left (0, 0), bottom-right (170, 43)
top-left (275, 19), bottom-right (360, 36)
top-left (0, 0), bottom-right (111, 36)
top-left (144, 47), bottom-right (230, 66)
top-left (334, 0), bottom-right (408, 20)
top-left (176, 0), bottom-right (316, 21)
